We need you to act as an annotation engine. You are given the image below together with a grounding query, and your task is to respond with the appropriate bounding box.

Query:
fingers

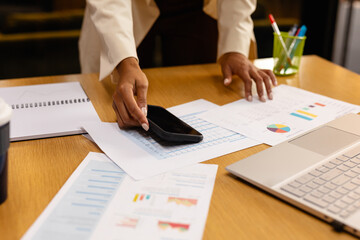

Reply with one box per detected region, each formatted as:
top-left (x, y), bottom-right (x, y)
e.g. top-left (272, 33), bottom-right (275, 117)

top-left (221, 54), bottom-right (254, 102)
top-left (263, 76), bottom-right (273, 100)
top-left (236, 70), bottom-right (253, 102)
top-left (257, 71), bottom-right (273, 100)
top-left (221, 64), bottom-right (233, 86)
top-left (120, 84), bottom-right (149, 131)
top-left (248, 69), bottom-right (266, 102)
top-left (112, 58), bottom-right (149, 131)
top-left (244, 68), bottom-right (277, 102)
top-left (112, 101), bottom-right (125, 128)
top-left (220, 52), bottom-right (274, 102)
top-left (265, 69), bottom-right (278, 86)
top-left (135, 73), bottom-right (149, 117)
top-left (112, 90), bottom-right (138, 128)
top-left (258, 69), bottom-right (277, 101)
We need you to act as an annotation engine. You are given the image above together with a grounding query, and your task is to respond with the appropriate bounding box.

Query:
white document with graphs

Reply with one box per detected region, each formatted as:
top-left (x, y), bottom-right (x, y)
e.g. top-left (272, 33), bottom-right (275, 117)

top-left (82, 99), bottom-right (259, 180)
top-left (199, 85), bottom-right (360, 146)
top-left (22, 152), bottom-right (217, 240)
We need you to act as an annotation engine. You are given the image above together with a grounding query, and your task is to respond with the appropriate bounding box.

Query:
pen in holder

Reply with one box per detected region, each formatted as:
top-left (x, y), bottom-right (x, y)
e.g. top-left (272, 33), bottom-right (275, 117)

top-left (273, 32), bottom-right (306, 76)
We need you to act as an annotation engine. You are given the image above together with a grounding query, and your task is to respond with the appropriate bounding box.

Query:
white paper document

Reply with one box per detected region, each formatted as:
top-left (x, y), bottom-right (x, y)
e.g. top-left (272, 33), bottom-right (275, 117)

top-left (22, 152), bottom-right (218, 240)
top-left (200, 85), bottom-right (360, 146)
top-left (21, 152), bottom-right (127, 240)
top-left (82, 99), bottom-right (259, 180)
top-left (91, 157), bottom-right (218, 240)
top-left (0, 82), bottom-right (100, 141)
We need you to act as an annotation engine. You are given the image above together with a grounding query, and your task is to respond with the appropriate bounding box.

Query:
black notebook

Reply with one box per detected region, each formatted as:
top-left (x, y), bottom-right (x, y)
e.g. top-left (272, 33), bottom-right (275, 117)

top-left (0, 82), bottom-right (100, 141)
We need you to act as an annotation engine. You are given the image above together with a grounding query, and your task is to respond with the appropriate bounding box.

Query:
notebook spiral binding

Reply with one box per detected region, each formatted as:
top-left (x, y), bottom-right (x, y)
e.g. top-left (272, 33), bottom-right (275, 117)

top-left (11, 98), bottom-right (90, 109)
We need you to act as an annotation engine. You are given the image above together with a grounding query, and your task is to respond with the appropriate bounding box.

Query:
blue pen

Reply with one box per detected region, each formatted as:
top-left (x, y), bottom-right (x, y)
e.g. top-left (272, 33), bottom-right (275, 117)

top-left (289, 25), bottom-right (307, 57)
top-left (288, 24), bottom-right (298, 36)
top-left (284, 25), bottom-right (307, 72)
top-left (274, 24), bottom-right (299, 71)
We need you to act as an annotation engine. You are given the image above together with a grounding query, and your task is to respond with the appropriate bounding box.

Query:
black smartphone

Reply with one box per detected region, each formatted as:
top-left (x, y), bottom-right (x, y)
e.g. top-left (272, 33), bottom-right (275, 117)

top-left (146, 105), bottom-right (203, 143)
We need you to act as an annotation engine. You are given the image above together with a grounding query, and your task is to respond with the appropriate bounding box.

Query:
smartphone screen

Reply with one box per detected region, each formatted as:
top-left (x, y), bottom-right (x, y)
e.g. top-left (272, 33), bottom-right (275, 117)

top-left (147, 105), bottom-right (202, 143)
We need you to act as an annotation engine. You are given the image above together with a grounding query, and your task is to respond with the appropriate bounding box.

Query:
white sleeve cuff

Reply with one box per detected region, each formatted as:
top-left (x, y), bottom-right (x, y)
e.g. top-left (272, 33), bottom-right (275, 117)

top-left (217, 0), bottom-right (256, 59)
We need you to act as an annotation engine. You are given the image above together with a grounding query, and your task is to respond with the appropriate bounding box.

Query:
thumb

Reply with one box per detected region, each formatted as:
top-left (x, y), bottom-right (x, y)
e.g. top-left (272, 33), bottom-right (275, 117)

top-left (221, 65), bottom-right (233, 86)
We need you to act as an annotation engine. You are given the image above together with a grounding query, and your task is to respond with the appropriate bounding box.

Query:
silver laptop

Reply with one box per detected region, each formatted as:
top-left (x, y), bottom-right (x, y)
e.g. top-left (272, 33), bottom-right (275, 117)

top-left (227, 113), bottom-right (360, 237)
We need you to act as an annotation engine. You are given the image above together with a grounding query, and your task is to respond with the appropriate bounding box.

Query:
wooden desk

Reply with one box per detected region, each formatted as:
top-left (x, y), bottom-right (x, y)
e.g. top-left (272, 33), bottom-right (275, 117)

top-left (0, 55), bottom-right (359, 239)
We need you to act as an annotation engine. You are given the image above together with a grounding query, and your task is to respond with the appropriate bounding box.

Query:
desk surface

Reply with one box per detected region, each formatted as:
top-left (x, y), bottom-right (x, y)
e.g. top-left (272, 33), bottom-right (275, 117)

top-left (1, 55), bottom-right (360, 239)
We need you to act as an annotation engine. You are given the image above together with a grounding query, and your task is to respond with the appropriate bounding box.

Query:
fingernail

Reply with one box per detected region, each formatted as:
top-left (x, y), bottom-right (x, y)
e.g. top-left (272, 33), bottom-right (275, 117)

top-left (247, 95), bottom-right (253, 102)
top-left (260, 96), bottom-right (266, 102)
top-left (141, 107), bottom-right (147, 117)
top-left (269, 92), bottom-right (273, 100)
top-left (274, 80), bottom-right (278, 86)
top-left (141, 123), bottom-right (149, 131)
top-left (224, 78), bottom-right (231, 85)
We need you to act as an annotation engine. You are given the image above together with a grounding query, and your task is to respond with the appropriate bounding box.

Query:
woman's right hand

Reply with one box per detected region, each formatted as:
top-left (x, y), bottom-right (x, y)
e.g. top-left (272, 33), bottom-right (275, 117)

top-left (112, 57), bottom-right (149, 131)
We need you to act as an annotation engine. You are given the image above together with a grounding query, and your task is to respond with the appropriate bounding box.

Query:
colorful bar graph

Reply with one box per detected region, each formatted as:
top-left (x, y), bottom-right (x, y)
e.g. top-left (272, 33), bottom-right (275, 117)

top-left (158, 221), bottom-right (190, 232)
top-left (290, 112), bottom-right (312, 121)
top-left (133, 193), bottom-right (151, 202)
top-left (168, 197), bottom-right (198, 207)
top-left (296, 110), bottom-right (317, 118)
top-left (133, 194), bottom-right (139, 202)
top-left (315, 102), bottom-right (326, 107)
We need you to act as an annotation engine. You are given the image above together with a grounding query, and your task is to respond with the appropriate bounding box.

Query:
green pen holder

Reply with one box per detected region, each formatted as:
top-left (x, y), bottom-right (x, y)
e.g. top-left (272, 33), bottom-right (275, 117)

top-left (272, 32), bottom-right (306, 76)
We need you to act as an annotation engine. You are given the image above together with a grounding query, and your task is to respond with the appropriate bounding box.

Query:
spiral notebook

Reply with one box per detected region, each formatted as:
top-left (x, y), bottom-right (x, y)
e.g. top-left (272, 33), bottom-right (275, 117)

top-left (0, 82), bottom-right (100, 141)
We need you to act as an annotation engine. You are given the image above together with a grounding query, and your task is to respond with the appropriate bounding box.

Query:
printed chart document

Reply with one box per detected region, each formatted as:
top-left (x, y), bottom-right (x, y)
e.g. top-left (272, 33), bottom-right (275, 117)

top-left (199, 85), bottom-right (360, 146)
top-left (0, 82), bottom-right (100, 141)
top-left (82, 99), bottom-right (259, 180)
top-left (22, 152), bottom-right (218, 240)
top-left (21, 152), bottom-right (126, 240)
top-left (91, 158), bottom-right (218, 240)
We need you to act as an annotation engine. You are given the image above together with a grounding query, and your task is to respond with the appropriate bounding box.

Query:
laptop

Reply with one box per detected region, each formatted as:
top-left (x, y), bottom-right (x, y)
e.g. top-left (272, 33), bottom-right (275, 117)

top-left (226, 113), bottom-right (360, 237)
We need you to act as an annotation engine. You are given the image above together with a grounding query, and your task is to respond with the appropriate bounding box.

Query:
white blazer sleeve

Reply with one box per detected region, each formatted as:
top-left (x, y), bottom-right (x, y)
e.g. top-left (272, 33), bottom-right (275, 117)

top-left (86, 0), bottom-right (138, 80)
top-left (217, 0), bottom-right (256, 59)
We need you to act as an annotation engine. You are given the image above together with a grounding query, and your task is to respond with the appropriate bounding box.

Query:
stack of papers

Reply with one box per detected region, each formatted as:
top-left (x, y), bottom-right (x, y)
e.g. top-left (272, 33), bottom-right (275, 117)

top-left (81, 85), bottom-right (360, 180)
top-left (19, 83), bottom-right (360, 240)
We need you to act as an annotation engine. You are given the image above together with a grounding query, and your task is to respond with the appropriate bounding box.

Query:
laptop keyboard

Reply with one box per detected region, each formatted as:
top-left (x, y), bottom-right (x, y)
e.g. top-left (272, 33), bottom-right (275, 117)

top-left (281, 145), bottom-right (360, 219)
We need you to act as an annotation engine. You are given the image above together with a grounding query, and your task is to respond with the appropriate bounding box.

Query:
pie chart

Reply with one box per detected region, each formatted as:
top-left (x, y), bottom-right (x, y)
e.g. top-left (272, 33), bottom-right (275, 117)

top-left (267, 124), bottom-right (290, 133)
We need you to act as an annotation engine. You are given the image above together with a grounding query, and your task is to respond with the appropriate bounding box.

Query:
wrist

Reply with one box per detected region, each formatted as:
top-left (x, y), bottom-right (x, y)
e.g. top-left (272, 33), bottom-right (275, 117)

top-left (219, 52), bottom-right (248, 65)
top-left (117, 57), bottom-right (139, 70)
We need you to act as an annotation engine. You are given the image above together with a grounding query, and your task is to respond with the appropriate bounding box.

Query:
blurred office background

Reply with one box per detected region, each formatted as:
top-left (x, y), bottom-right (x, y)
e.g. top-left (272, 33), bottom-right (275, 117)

top-left (0, 0), bottom-right (358, 80)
